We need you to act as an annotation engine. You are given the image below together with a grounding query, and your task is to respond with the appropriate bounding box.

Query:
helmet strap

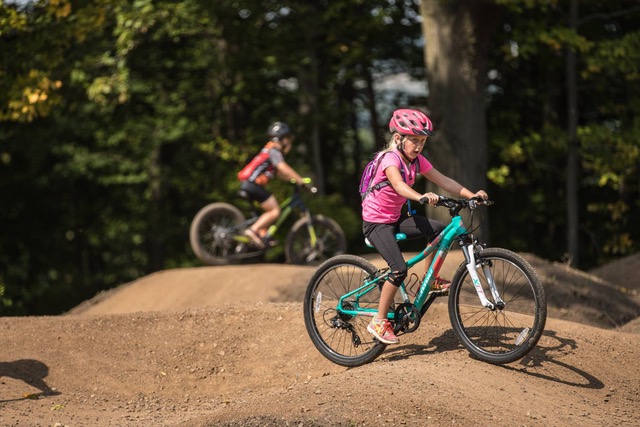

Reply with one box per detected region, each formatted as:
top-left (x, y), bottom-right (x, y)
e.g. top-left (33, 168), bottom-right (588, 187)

top-left (397, 136), bottom-right (413, 164)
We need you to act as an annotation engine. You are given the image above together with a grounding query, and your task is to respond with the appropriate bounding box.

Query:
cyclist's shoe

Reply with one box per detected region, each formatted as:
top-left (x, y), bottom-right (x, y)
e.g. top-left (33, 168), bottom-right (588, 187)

top-left (367, 318), bottom-right (399, 344)
top-left (244, 229), bottom-right (265, 249)
top-left (430, 276), bottom-right (451, 295)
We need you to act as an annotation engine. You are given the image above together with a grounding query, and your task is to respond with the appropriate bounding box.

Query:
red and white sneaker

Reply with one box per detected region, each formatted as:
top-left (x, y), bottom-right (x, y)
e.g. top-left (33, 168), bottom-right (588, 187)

top-left (367, 318), bottom-right (399, 344)
top-left (430, 276), bottom-right (451, 295)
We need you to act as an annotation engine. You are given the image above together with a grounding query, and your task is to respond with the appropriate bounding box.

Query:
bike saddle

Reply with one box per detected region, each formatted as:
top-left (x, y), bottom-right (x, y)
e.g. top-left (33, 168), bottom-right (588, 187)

top-left (365, 233), bottom-right (407, 248)
top-left (237, 189), bottom-right (250, 200)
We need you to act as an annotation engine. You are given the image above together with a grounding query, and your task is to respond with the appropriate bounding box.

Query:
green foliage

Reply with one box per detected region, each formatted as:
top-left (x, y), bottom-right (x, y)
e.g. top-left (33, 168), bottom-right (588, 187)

top-left (486, 0), bottom-right (640, 266)
top-left (1, 0), bottom-right (424, 315)
top-left (1, 0), bottom-right (639, 315)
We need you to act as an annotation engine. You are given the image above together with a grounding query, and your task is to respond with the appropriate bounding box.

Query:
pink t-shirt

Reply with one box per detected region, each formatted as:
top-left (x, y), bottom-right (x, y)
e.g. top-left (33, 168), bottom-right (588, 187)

top-left (362, 150), bottom-right (433, 223)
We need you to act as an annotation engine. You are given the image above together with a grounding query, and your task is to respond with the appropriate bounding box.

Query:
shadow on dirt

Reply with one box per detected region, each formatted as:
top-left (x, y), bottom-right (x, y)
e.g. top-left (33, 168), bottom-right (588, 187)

top-left (382, 329), bottom-right (604, 390)
top-left (0, 359), bottom-right (61, 403)
top-left (501, 329), bottom-right (604, 389)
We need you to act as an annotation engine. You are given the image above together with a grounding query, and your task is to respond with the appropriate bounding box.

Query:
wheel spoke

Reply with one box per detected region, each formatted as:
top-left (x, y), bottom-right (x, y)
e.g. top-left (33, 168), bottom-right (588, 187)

top-left (303, 256), bottom-right (386, 367)
top-left (449, 249), bottom-right (546, 364)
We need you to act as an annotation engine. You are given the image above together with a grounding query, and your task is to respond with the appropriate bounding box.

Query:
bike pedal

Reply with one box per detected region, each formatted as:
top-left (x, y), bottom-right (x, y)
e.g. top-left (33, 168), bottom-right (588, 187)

top-left (264, 238), bottom-right (278, 247)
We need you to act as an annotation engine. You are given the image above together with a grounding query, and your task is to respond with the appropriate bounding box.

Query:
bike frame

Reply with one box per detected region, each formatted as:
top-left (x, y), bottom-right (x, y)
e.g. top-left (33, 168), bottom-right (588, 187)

top-left (337, 214), bottom-right (501, 321)
top-left (233, 188), bottom-right (316, 249)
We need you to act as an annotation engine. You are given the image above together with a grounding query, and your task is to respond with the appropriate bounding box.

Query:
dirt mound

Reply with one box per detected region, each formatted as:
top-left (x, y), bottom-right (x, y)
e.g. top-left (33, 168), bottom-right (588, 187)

top-left (68, 264), bottom-right (313, 316)
top-left (522, 253), bottom-right (640, 329)
top-left (619, 317), bottom-right (640, 334)
top-left (70, 251), bottom-right (640, 331)
top-left (2, 251), bottom-right (640, 426)
top-left (590, 252), bottom-right (640, 293)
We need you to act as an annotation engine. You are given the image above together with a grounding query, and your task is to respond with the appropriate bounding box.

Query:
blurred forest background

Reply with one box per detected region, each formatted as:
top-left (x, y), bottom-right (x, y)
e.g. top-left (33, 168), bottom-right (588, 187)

top-left (1, 0), bottom-right (639, 315)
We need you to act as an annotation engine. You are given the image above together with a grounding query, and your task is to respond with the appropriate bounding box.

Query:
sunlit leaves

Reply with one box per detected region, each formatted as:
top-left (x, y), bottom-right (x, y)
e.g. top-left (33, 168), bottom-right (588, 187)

top-left (1, 69), bottom-right (63, 122)
top-left (0, 2), bottom-right (27, 35)
top-left (584, 31), bottom-right (640, 81)
top-left (580, 124), bottom-right (640, 192)
top-left (487, 164), bottom-right (510, 186)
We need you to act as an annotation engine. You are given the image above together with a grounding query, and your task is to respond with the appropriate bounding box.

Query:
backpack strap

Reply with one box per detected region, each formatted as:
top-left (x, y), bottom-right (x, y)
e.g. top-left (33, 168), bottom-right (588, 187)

top-left (365, 151), bottom-right (418, 195)
top-left (360, 151), bottom-right (389, 200)
top-left (363, 152), bottom-right (421, 215)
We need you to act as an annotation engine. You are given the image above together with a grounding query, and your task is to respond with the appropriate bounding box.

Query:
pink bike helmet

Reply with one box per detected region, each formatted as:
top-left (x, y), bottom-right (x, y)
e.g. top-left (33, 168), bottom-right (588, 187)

top-left (389, 108), bottom-right (434, 136)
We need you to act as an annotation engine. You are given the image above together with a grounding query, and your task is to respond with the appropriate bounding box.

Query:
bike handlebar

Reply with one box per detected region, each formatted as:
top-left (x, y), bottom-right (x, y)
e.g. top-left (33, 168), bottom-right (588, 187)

top-left (290, 178), bottom-right (318, 194)
top-left (419, 195), bottom-right (493, 216)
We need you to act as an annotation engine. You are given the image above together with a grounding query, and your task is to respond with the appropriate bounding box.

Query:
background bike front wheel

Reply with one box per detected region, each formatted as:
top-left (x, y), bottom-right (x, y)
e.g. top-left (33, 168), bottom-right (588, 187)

top-left (448, 247), bottom-right (547, 364)
top-left (286, 215), bottom-right (346, 265)
top-left (303, 254), bottom-right (386, 367)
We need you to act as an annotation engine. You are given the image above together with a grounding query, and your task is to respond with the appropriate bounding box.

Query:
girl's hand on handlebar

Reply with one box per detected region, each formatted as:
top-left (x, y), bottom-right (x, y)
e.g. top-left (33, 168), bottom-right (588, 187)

top-left (418, 192), bottom-right (440, 205)
top-left (474, 190), bottom-right (489, 200)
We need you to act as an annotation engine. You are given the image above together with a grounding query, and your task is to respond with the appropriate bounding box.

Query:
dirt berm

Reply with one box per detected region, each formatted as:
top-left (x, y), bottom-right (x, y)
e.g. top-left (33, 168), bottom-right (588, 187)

top-left (1, 251), bottom-right (639, 426)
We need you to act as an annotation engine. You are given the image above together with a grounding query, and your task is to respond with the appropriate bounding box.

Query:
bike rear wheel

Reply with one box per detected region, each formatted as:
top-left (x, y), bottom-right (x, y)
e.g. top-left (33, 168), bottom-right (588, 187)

top-left (189, 203), bottom-right (257, 265)
top-left (286, 215), bottom-right (346, 265)
top-left (448, 247), bottom-right (547, 364)
top-left (303, 255), bottom-right (386, 367)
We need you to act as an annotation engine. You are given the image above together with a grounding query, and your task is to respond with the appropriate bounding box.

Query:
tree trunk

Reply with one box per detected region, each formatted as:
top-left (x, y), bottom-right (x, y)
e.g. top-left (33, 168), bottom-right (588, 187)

top-left (297, 11), bottom-right (325, 195)
top-left (364, 67), bottom-right (381, 148)
top-left (420, 1), bottom-right (499, 240)
top-left (566, 0), bottom-right (579, 266)
top-left (147, 143), bottom-right (164, 272)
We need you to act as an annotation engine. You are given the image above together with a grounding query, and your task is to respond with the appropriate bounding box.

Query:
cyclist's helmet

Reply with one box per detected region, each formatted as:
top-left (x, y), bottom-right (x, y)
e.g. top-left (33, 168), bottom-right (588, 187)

top-left (267, 121), bottom-right (292, 141)
top-left (389, 109), bottom-right (434, 136)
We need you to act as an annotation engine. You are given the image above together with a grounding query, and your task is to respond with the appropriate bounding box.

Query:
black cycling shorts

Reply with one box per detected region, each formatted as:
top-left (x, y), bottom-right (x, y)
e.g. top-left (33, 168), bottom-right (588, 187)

top-left (363, 215), bottom-right (445, 287)
top-left (240, 181), bottom-right (272, 203)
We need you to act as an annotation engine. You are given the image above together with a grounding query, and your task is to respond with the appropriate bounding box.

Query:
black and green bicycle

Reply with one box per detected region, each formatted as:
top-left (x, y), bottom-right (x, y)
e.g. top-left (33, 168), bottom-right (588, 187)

top-left (190, 178), bottom-right (346, 266)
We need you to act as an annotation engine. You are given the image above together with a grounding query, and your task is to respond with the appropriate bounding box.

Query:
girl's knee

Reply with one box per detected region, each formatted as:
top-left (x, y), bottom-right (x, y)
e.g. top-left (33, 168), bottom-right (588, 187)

top-left (388, 267), bottom-right (408, 287)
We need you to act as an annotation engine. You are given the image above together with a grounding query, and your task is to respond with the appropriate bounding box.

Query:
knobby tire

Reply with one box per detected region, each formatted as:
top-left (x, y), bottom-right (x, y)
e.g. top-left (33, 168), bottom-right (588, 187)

top-left (448, 247), bottom-right (547, 364)
top-left (286, 215), bottom-right (347, 266)
top-left (303, 255), bottom-right (386, 367)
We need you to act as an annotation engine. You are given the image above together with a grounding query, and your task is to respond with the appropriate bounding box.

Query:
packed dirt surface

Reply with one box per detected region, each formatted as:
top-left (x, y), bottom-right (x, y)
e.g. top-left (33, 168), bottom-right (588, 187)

top-left (2, 251), bottom-right (639, 426)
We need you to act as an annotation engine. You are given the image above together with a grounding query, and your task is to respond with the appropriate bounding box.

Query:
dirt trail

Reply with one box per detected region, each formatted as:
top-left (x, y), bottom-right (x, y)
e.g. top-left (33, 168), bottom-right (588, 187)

top-left (1, 251), bottom-right (639, 426)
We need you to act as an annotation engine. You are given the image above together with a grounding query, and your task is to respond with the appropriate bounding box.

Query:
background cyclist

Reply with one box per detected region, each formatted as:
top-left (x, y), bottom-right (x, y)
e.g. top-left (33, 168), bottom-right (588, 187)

top-left (238, 122), bottom-right (305, 248)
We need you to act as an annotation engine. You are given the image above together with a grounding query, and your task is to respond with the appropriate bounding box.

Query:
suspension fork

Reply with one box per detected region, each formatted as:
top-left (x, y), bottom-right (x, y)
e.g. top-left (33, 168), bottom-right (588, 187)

top-left (302, 210), bottom-right (318, 247)
top-left (460, 242), bottom-right (496, 310)
top-left (478, 247), bottom-right (505, 308)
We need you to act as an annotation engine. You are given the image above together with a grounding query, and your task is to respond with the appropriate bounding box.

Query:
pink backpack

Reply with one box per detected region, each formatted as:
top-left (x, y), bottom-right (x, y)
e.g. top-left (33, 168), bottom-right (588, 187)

top-left (358, 151), bottom-right (419, 200)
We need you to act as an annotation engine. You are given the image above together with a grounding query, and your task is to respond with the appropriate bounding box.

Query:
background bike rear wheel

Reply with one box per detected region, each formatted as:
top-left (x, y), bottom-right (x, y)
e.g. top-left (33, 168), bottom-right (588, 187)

top-left (448, 247), bottom-right (547, 364)
top-left (189, 203), bottom-right (254, 265)
top-left (303, 255), bottom-right (386, 367)
top-left (285, 215), bottom-right (346, 265)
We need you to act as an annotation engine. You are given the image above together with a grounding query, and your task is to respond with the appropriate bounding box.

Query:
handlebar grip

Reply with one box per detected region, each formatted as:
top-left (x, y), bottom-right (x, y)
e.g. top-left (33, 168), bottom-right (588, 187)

top-left (419, 197), bottom-right (428, 205)
top-left (470, 196), bottom-right (494, 206)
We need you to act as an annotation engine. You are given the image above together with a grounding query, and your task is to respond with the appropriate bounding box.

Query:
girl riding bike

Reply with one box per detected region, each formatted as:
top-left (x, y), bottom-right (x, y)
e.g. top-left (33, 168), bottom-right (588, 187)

top-left (363, 108), bottom-right (488, 345)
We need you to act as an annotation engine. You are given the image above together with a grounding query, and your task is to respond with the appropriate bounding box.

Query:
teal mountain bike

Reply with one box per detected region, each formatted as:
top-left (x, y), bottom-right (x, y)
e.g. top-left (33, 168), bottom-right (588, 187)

top-left (303, 196), bottom-right (547, 367)
top-left (190, 178), bottom-right (346, 266)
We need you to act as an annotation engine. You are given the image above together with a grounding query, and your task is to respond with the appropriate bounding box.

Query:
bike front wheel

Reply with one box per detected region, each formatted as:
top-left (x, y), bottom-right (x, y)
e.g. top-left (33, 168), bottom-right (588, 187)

top-left (448, 247), bottom-right (547, 365)
top-left (285, 215), bottom-right (346, 265)
top-left (303, 255), bottom-right (386, 367)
